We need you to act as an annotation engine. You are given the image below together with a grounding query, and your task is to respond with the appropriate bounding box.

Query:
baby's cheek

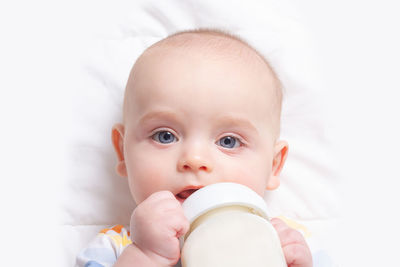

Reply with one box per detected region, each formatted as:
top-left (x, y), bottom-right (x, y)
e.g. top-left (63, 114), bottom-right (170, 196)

top-left (224, 168), bottom-right (267, 197)
top-left (128, 160), bottom-right (173, 203)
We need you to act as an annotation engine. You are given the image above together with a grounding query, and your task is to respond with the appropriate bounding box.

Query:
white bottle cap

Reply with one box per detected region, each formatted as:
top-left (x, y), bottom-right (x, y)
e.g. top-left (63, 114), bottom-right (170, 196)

top-left (182, 182), bottom-right (270, 224)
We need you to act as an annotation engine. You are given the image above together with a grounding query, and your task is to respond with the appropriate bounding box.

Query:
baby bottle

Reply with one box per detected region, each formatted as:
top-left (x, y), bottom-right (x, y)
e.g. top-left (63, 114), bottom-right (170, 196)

top-left (180, 182), bottom-right (286, 267)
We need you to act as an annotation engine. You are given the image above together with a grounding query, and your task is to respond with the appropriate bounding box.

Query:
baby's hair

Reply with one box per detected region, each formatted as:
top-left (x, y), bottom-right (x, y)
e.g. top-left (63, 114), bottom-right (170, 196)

top-left (125, 28), bottom-right (283, 137)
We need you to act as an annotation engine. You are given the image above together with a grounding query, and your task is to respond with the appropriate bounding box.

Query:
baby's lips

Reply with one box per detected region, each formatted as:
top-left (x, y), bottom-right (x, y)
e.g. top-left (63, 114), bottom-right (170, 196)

top-left (177, 189), bottom-right (198, 199)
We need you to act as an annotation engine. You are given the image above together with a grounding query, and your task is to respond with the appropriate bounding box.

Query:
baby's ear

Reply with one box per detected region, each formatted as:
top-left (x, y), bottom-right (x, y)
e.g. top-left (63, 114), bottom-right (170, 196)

top-left (266, 140), bottom-right (289, 190)
top-left (112, 123), bottom-right (127, 177)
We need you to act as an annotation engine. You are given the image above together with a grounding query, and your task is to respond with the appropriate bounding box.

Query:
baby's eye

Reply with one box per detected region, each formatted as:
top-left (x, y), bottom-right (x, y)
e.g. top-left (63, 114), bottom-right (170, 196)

top-left (217, 136), bottom-right (241, 149)
top-left (151, 131), bottom-right (177, 144)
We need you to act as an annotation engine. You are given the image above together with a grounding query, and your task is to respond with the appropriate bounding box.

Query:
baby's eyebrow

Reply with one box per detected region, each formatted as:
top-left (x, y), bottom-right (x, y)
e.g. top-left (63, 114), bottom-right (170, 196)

top-left (215, 116), bottom-right (259, 134)
top-left (138, 110), bottom-right (181, 125)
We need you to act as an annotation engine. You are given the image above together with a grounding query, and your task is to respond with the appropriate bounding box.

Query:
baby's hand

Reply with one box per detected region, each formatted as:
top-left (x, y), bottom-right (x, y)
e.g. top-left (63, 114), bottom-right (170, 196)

top-left (271, 218), bottom-right (313, 267)
top-left (130, 191), bottom-right (190, 266)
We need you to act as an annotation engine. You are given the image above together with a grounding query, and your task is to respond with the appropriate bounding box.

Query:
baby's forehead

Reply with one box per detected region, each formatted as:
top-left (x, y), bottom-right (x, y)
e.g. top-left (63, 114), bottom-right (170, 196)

top-left (139, 31), bottom-right (270, 73)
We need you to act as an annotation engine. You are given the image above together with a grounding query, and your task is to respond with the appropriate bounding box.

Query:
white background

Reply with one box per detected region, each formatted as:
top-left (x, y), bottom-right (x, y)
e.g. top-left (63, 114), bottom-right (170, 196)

top-left (292, 1), bottom-right (400, 265)
top-left (1, 0), bottom-right (399, 266)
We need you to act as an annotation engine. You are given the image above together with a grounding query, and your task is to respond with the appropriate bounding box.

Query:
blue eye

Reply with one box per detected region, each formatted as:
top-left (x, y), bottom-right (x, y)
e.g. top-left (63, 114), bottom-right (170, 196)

top-left (152, 131), bottom-right (177, 144)
top-left (217, 136), bottom-right (240, 149)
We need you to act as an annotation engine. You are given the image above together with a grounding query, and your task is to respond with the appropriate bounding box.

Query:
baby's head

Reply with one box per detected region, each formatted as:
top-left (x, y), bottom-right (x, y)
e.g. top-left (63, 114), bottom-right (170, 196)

top-left (112, 29), bottom-right (288, 205)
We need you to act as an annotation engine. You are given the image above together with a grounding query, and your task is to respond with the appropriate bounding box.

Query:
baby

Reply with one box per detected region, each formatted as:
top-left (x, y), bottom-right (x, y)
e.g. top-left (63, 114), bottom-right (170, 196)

top-left (76, 29), bottom-right (312, 267)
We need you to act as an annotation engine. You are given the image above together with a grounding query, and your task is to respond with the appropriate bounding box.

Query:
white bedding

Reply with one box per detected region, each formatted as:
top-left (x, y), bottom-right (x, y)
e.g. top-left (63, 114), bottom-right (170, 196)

top-left (5, 0), bottom-right (400, 266)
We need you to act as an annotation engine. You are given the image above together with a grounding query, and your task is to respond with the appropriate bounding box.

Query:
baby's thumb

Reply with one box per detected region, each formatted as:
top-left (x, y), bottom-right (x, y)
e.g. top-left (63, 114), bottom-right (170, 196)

top-left (175, 216), bottom-right (190, 238)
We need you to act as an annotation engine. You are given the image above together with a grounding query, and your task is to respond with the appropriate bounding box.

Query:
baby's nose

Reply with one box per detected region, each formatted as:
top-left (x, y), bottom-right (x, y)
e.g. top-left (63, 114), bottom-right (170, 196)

top-left (177, 154), bottom-right (213, 173)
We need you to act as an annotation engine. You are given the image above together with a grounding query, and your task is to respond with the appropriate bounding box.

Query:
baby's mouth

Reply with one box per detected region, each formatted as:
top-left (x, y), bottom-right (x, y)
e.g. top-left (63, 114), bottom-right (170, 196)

top-left (176, 189), bottom-right (199, 204)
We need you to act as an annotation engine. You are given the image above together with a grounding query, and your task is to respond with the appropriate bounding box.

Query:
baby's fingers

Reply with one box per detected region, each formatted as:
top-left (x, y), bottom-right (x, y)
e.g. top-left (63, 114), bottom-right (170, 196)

top-left (271, 218), bottom-right (312, 267)
top-left (282, 243), bottom-right (312, 267)
top-left (174, 214), bottom-right (190, 238)
top-left (271, 218), bottom-right (305, 247)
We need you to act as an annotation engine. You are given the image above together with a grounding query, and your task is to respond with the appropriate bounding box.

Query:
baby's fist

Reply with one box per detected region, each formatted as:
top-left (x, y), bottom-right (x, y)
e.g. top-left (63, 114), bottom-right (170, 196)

top-left (130, 191), bottom-right (190, 266)
top-left (271, 218), bottom-right (312, 267)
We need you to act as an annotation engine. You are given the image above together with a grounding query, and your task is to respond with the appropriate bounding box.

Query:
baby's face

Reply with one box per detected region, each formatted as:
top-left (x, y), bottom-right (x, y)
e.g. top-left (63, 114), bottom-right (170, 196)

top-left (113, 44), bottom-right (288, 204)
